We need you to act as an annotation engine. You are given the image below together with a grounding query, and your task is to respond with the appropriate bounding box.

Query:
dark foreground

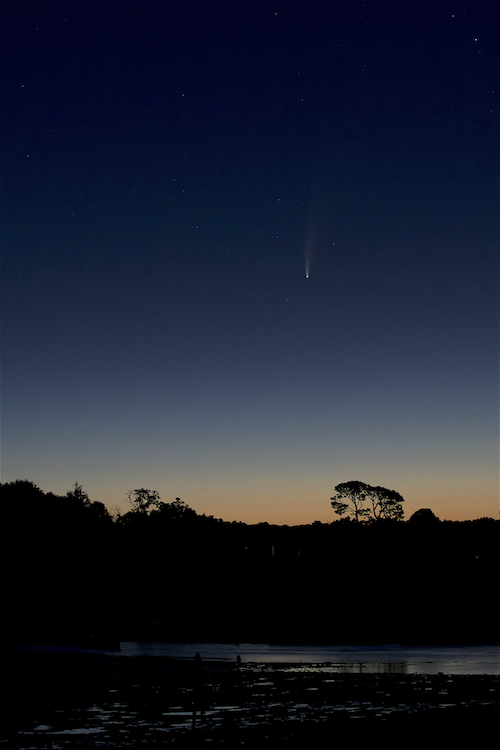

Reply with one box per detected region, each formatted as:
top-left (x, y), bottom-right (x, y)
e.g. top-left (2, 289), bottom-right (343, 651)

top-left (1, 649), bottom-right (499, 749)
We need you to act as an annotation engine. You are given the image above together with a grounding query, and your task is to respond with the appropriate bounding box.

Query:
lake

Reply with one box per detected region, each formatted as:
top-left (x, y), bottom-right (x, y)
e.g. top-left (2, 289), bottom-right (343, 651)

top-left (4, 641), bottom-right (499, 746)
top-left (112, 642), bottom-right (500, 674)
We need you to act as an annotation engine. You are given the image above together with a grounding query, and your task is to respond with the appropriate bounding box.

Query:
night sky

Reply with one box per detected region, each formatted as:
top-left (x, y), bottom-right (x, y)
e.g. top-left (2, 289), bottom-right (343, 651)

top-left (2, 1), bottom-right (498, 523)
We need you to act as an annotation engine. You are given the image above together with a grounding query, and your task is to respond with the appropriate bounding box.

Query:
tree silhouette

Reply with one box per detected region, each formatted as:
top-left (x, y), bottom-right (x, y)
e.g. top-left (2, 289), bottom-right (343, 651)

top-left (331, 481), bottom-right (404, 522)
top-left (330, 481), bottom-right (371, 522)
top-left (2, 477), bottom-right (499, 645)
top-left (155, 497), bottom-right (197, 522)
top-left (408, 508), bottom-right (441, 525)
top-left (126, 488), bottom-right (162, 514)
top-left (66, 481), bottom-right (91, 507)
top-left (368, 485), bottom-right (405, 521)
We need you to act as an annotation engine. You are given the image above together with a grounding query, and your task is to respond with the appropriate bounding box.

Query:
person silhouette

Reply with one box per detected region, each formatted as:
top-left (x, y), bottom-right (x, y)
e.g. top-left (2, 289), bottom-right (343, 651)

top-left (192, 652), bottom-right (203, 729)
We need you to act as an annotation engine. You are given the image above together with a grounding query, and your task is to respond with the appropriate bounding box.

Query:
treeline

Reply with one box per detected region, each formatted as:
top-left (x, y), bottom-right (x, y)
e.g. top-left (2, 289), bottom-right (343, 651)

top-left (1, 480), bottom-right (498, 646)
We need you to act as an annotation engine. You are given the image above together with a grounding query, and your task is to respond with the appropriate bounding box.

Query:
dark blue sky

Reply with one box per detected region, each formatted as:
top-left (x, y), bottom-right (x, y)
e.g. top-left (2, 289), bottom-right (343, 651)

top-left (2, 0), bottom-right (498, 522)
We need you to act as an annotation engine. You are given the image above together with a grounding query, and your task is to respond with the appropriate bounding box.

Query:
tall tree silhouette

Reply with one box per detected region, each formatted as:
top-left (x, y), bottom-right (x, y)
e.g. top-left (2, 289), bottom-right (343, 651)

top-left (331, 481), bottom-right (404, 522)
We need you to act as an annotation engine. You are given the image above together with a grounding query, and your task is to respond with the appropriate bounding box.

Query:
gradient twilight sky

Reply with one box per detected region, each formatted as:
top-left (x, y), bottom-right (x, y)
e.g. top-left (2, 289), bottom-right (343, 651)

top-left (2, 0), bottom-right (498, 523)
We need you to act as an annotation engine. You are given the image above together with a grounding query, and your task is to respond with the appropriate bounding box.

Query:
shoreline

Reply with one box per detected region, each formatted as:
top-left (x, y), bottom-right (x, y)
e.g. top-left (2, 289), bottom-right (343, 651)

top-left (2, 648), bottom-right (499, 746)
top-left (5, 640), bottom-right (500, 673)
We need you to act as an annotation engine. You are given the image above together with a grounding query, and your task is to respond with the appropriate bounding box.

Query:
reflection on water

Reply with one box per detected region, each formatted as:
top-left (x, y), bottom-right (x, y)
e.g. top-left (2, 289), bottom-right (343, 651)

top-left (114, 642), bottom-right (500, 675)
top-left (13, 668), bottom-right (500, 748)
top-left (284, 661), bottom-right (409, 674)
top-left (7, 645), bottom-right (500, 748)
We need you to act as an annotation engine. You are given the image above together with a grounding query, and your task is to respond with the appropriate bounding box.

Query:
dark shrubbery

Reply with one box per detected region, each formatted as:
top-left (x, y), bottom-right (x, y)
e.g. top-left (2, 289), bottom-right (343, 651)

top-left (1, 479), bottom-right (498, 645)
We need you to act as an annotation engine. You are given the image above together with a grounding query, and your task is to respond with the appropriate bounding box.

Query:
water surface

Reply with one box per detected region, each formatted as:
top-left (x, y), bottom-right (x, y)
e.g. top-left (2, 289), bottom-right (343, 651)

top-left (114, 642), bottom-right (500, 674)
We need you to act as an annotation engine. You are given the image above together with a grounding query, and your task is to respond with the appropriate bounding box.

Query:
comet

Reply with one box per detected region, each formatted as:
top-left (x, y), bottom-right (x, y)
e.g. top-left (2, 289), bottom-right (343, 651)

top-left (304, 221), bottom-right (314, 280)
